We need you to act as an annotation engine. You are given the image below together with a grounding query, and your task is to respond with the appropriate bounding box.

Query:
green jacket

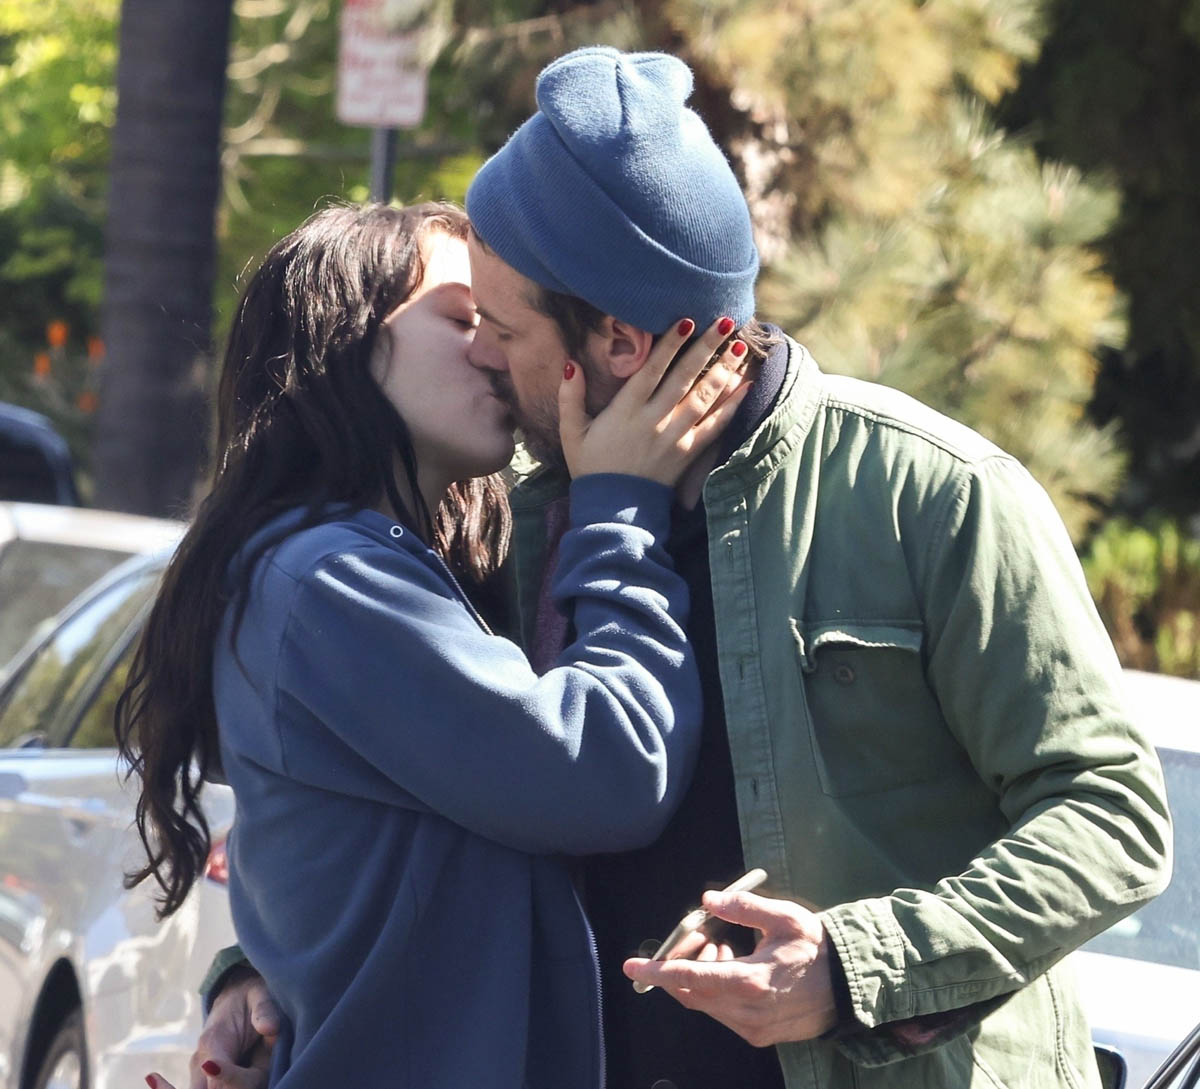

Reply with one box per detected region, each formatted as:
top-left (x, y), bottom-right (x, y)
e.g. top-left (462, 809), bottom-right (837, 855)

top-left (507, 337), bottom-right (1172, 1089)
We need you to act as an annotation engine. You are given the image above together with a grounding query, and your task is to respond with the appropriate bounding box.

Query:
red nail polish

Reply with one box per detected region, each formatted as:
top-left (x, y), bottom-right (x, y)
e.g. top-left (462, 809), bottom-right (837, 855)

top-left (730, 340), bottom-right (747, 358)
top-left (717, 317), bottom-right (735, 337)
top-left (201, 1060), bottom-right (222, 1076)
top-left (563, 361), bottom-right (576, 380)
top-left (677, 318), bottom-right (695, 338)
top-left (146, 1078), bottom-right (157, 1089)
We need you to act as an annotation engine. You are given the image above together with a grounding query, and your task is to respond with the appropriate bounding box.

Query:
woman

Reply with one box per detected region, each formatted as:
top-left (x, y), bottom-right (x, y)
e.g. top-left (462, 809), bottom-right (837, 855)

top-left (117, 201), bottom-right (749, 1088)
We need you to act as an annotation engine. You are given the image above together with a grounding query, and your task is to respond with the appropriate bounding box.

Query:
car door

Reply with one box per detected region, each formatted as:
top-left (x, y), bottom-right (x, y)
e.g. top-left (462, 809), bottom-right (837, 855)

top-left (0, 563), bottom-right (159, 1088)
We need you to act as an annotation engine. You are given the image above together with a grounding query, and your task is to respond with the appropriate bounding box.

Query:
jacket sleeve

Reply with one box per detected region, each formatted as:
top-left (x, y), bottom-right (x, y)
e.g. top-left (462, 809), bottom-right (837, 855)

top-left (262, 474), bottom-right (701, 856)
top-left (199, 942), bottom-right (251, 1013)
top-left (820, 454), bottom-right (1172, 1058)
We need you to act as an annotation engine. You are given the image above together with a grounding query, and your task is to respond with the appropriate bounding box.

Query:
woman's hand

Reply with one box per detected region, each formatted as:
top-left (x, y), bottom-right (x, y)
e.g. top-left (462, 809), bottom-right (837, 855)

top-left (559, 316), bottom-right (752, 486)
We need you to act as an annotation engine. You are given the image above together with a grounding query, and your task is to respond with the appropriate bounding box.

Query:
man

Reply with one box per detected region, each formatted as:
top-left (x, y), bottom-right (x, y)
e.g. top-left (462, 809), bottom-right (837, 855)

top-left (179, 46), bottom-right (1170, 1089)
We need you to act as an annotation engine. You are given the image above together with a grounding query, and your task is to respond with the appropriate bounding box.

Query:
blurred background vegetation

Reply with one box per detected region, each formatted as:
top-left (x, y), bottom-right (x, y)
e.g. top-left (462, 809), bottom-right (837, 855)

top-left (0, 0), bottom-right (1197, 675)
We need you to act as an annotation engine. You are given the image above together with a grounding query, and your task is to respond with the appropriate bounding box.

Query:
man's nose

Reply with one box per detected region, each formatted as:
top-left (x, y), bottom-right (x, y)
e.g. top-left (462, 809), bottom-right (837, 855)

top-left (467, 326), bottom-right (506, 372)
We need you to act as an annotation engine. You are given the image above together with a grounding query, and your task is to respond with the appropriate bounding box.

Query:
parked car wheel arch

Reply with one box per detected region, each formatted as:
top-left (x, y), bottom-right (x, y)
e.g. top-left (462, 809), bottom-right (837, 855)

top-left (20, 959), bottom-right (82, 1089)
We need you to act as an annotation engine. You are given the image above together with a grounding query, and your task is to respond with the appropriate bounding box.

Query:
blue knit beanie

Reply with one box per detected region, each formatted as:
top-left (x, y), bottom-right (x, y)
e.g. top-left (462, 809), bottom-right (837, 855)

top-left (466, 46), bottom-right (759, 334)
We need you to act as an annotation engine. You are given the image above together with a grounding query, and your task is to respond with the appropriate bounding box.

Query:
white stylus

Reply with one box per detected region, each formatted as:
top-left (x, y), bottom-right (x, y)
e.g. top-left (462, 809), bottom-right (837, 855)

top-left (633, 868), bottom-right (768, 994)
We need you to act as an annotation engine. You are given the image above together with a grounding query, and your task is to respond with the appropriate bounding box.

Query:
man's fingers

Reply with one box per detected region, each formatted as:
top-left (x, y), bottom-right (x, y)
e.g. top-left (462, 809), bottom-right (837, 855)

top-left (662, 929), bottom-right (709, 961)
top-left (624, 954), bottom-right (749, 995)
top-left (700, 889), bottom-right (809, 934)
top-left (249, 995), bottom-right (282, 1040)
top-left (205, 1064), bottom-right (270, 1089)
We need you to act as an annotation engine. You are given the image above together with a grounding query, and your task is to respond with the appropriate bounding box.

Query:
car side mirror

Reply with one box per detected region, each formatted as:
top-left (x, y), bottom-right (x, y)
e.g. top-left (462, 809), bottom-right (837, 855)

top-left (1095, 1045), bottom-right (1127, 1089)
top-left (0, 404), bottom-right (80, 505)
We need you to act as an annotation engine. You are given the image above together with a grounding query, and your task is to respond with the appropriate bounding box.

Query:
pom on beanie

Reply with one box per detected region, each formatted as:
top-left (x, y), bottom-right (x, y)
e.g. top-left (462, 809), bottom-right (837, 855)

top-left (466, 46), bottom-right (759, 334)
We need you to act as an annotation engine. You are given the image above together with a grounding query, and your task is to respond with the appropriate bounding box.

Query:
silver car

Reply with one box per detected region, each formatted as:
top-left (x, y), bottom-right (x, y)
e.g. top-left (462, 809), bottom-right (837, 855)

top-left (0, 501), bottom-right (184, 670)
top-left (1075, 669), bottom-right (1200, 1089)
top-left (0, 551), bottom-right (236, 1089)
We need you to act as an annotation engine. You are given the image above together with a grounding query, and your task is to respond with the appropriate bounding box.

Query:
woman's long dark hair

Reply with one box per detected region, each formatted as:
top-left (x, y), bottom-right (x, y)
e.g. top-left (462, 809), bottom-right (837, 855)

top-left (116, 202), bottom-right (511, 918)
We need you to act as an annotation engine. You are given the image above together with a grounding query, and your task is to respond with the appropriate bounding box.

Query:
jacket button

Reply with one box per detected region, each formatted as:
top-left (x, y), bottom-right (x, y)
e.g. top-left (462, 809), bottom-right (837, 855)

top-left (832, 662), bottom-right (855, 685)
top-left (638, 939), bottom-right (661, 958)
top-left (651, 1081), bottom-right (678, 1089)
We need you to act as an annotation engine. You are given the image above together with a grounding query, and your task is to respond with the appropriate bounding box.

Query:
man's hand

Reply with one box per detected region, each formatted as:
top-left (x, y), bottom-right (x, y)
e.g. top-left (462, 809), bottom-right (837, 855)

top-left (145, 968), bottom-right (280, 1089)
top-left (622, 890), bottom-right (838, 1048)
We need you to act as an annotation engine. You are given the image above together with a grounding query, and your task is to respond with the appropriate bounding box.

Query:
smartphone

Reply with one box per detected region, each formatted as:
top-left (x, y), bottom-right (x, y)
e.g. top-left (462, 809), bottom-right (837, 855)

top-left (633, 868), bottom-right (768, 994)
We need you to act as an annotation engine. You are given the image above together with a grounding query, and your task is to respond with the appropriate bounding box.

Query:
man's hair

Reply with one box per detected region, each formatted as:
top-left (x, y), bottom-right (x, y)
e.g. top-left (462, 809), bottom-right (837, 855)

top-left (530, 282), bottom-right (782, 367)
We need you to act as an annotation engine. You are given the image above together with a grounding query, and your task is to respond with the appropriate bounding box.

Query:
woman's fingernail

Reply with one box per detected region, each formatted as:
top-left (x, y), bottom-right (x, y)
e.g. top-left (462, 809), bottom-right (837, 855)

top-left (563, 361), bottom-right (576, 380)
top-left (146, 1078), bottom-right (157, 1089)
top-left (717, 316), bottom-right (735, 337)
top-left (201, 1060), bottom-right (222, 1076)
top-left (677, 318), bottom-right (695, 338)
top-left (730, 340), bottom-right (747, 358)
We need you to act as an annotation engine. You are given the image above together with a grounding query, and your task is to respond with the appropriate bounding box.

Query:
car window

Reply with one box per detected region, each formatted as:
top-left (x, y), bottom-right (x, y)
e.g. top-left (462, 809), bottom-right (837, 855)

top-left (69, 640), bottom-right (139, 750)
top-left (1085, 748), bottom-right (1200, 971)
top-left (0, 570), bottom-right (157, 748)
top-left (0, 539), bottom-right (133, 667)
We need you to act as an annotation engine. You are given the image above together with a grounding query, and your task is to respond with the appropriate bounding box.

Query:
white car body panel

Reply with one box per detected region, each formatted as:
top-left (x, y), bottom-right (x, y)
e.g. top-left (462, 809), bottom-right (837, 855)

top-left (1074, 951), bottom-right (1200, 1088)
top-left (1072, 668), bottom-right (1200, 1089)
top-left (0, 749), bottom-right (235, 1089)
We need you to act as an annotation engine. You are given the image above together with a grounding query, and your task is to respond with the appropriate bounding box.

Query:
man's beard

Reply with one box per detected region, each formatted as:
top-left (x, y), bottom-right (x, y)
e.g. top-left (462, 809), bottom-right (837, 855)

top-left (488, 372), bottom-right (565, 471)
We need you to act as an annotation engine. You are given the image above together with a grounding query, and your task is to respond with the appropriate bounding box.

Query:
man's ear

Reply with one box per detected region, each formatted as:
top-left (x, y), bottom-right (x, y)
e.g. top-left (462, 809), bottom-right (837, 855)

top-left (591, 317), bottom-right (655, 379)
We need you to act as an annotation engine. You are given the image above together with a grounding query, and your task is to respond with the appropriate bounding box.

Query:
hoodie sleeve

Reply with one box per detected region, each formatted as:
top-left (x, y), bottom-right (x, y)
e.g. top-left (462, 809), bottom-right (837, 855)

top-left (255, 474), bottom-right (701, 856)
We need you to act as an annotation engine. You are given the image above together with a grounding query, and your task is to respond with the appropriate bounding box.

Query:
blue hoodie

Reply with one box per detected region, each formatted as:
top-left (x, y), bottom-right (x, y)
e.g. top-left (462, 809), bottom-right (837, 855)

top-left (213, 475), bottom-right (701, 1088)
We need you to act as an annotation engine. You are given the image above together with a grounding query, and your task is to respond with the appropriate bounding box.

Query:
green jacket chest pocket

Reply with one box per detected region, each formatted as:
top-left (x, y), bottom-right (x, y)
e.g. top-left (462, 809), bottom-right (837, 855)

top-left (791, 620), bottom-right (965, 797)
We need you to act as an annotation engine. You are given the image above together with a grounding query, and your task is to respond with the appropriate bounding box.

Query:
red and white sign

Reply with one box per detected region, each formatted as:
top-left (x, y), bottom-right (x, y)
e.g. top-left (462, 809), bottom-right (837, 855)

top-left (336, 0), bottom-right (428, 129)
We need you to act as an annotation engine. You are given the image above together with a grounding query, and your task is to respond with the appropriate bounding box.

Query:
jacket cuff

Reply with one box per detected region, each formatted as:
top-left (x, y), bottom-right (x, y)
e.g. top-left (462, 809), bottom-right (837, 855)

top-left (820, 897), bottom-right (908, 1027)
top-left (199, 942), bottom-right (253, 1014)
top-left (821, 901), bottom-right (1011, 1066)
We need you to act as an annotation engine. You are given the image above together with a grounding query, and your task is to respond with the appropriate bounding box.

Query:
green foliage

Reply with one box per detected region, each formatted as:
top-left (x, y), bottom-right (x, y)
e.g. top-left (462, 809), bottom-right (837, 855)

top-left (1083, 518), bottom-right (1200, 678)
top-left (655, 0), bottom-right (1124, 542)
top-left (759, 121), bottom-right (1125, 540)
top-left (0, 319), bottom-right (103, 498)
top-left (0, 0), bottom-right (116, 475)
top-left (1002, 0), bottom-right (1200, 519)
top-left (0, 1), bottom-right (1176, 530)
top-left (211, 0), bottom-right (513, 344)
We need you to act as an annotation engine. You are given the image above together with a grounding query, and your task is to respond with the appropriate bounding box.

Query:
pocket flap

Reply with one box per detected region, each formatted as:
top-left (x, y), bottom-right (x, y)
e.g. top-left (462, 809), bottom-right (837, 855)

top-left (790, 619), bottom-right (923, 673)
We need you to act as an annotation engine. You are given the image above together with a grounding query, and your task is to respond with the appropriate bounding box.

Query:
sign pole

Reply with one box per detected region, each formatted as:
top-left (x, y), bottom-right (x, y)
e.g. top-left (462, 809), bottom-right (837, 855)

top-left (370, 127), bottom-right (398, 202)
top-left (337, 0), bottom-right (429, 198)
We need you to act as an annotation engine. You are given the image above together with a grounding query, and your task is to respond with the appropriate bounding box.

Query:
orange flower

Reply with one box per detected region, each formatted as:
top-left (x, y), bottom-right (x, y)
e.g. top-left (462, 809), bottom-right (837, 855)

top-left (33, 352), bottom-right (51, 378)
top-left (86, 335), bottom-right (105, 361)
top-left (46, 320), bottom-right (69, 349)
top-left (77, 390), bottom-right (99, 414)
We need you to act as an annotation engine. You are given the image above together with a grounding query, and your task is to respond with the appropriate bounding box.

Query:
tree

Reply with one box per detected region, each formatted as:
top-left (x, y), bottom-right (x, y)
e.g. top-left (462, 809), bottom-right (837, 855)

top-left (90, 0), bottom-right (234, 516)
top-left (643, 0), bottom-right (1126, 542)
top-left (1001, 0), bottom-right (1200, 521)
top-left (2, 0), bottom-right (1136, 536)
top-left (347, 0), bottom-right (1126, 541)
top-left (0, 0), bottom-right (117, 484)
